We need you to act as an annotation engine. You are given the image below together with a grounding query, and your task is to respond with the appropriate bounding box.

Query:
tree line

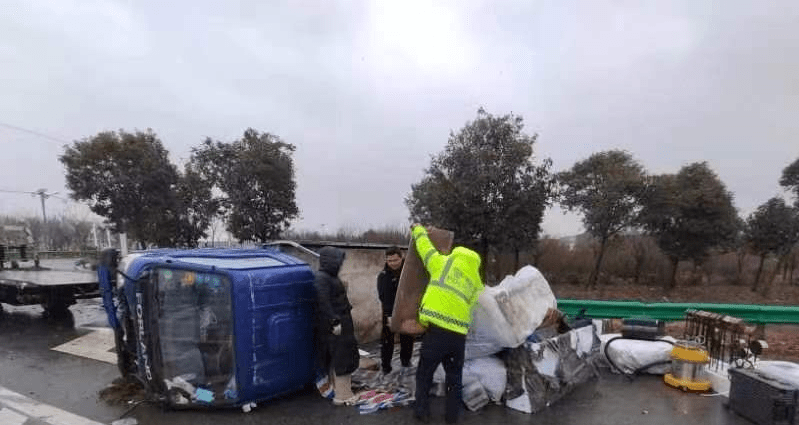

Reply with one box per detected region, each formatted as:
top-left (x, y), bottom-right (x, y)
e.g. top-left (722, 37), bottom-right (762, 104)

top-left (0, 215), bottom-right (103, 251)
top-left (405, 109), bottom-right (798, 290)
top-left (59, 110), bottom-right (799, 291)
top-left (59, 128), bottom-right (297, 247)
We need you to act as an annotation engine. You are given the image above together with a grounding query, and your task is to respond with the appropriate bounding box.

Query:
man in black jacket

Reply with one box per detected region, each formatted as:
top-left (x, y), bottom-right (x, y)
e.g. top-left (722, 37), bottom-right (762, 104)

top-left (377, 246), bottom-right (414, 375)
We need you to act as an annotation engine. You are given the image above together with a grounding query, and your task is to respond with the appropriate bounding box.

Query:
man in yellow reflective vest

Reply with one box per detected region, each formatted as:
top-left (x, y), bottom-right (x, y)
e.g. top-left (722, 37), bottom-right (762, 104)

top-left (410, 224), bottom-right (484, 424)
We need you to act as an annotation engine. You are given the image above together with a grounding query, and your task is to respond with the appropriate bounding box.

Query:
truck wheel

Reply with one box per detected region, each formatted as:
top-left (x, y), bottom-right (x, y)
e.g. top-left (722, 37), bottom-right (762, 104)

top-left (42, 299), bottom-right (71, 318)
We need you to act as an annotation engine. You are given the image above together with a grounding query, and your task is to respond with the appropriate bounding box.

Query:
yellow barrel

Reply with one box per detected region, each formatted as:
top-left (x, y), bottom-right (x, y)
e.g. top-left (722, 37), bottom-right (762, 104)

top-left (663, 341), bottom-right (712, 392)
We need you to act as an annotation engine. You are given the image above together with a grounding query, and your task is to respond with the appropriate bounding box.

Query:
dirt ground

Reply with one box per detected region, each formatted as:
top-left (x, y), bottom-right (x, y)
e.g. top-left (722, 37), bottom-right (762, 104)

top-left (552, 281), bottom-right (799, 362)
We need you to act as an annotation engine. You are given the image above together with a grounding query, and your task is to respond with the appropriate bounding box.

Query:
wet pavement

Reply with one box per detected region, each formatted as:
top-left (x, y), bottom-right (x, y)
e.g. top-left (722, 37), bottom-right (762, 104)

top-left (1, 294), bottom-right (753, 424)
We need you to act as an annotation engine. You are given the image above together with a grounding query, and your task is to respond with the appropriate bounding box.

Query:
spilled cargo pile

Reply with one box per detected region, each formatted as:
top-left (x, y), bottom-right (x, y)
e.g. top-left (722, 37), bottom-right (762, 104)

top-left (457, 265), bottom-right (601, 414)
top-left (326, 265), bottom-right (602, 415)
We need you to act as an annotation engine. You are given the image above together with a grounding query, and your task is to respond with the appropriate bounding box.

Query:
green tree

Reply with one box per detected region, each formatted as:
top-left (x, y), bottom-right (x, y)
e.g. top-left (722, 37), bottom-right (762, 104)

top-left (639, 162), bottom-right (740, 289)
top-left (191, 128), bottom-right (299, 243)
top-left (780, 157), bottom-right (799, 206)
top-left (60, 130), bottom-right (182, 245)
top-left (558, 150), bottom-right (646, 287)
top-left (406, 108), bottom-right (554, 275)
top-left (745, 197), bottom-right (799, 291)
top-left (779, 158), bottom-right (799, 283)
top-left (170, 165), bottom-right (220, 247)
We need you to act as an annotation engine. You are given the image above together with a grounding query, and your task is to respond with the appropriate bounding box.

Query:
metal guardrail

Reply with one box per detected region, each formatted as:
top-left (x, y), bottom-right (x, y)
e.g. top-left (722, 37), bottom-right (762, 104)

top-left (37, 250), bottom-right (99, 259)
top-left (558, 299), bottom-right (799, 324)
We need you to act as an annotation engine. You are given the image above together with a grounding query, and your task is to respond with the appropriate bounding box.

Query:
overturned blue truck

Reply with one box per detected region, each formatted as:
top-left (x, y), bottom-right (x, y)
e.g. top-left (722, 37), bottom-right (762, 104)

top-left (97, 247), bottom-right (321, 408)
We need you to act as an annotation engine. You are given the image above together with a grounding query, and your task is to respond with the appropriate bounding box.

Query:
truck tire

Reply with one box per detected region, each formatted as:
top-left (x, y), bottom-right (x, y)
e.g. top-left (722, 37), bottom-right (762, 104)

top-left (42, 298), bottom-right (71, 318)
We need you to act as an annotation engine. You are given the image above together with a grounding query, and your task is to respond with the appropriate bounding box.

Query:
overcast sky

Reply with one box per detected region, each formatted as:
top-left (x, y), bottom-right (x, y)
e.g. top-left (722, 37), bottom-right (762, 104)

top-left (2, 0), bottom-right (798, 237)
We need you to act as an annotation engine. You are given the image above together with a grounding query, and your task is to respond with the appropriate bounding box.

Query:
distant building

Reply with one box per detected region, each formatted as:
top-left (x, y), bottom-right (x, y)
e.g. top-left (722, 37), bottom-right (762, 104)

top-left (0, 224), bottom-right (35, 268)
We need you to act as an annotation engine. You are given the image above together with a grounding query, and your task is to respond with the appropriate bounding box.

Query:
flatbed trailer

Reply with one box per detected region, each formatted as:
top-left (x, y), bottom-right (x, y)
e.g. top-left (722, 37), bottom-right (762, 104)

top-left (0, 261), bottom-right (100, 315)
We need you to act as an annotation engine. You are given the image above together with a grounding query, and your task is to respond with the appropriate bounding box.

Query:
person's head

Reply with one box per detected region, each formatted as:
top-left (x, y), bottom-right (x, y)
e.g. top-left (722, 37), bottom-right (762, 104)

top-left (385, 246), bottom-right (403, 271)
top-left (319, 246), bottom-right (346, 277)
top-left (451, 246), bottom-right (481, 277)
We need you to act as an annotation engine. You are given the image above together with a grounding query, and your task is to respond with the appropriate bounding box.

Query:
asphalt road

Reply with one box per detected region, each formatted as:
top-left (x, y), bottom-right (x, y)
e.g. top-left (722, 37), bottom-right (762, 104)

top-left (0, 298), bottom-right (753, 425)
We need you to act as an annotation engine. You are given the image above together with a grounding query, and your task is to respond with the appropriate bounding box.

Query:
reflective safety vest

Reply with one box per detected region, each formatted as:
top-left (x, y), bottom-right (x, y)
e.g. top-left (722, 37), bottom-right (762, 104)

top-left (412, 226), bottom-right (484, 335)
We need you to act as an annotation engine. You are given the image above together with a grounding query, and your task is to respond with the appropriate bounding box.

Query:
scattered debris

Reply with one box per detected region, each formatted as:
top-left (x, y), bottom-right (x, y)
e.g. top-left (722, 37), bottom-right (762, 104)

top-left (99, 378), bottom-right (145, 405)
top-left (358, 357), bottom-right (379, 371)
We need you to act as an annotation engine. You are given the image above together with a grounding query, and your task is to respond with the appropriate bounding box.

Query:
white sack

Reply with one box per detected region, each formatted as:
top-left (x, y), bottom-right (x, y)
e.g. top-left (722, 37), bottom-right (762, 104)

top-left (463, 356), bottom-right (507, 402)
top-left (433, 356), bottom-right (507, 404)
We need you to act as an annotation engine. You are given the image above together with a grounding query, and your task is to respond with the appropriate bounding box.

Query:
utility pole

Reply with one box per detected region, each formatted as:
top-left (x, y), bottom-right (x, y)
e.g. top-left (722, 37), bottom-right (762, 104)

top-left (32, 189), bottom-right (58, 223)
top-left (31, 189), bottom-right (58, 251)
top-left (0, 188), bottom-right (63, 251)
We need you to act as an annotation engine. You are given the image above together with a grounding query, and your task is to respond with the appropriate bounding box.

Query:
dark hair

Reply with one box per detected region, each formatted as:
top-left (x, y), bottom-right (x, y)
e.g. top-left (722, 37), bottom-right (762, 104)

top-left (385, 246), bottom-right (402, 257)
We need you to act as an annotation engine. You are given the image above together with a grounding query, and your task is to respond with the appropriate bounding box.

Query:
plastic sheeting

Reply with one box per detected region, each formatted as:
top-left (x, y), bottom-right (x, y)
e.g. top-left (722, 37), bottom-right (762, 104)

top-left (464, 306), bottom-right (505, 359)
top-left (599, 334), bottom-right (676, 375)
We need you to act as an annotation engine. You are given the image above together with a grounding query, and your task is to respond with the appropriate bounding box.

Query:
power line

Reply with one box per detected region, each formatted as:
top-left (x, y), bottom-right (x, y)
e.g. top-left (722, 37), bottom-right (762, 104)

top-left (0, 189), bottom-right (73, 222)
top-left (0, 188), bottom-right (36, 195)
top-left (0, 121), bottom-right (71, 145)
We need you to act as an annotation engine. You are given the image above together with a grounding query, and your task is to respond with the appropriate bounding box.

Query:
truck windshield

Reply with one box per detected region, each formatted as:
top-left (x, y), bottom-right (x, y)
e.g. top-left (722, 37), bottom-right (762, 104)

top-left (156, 268), bottom-right (237, 405)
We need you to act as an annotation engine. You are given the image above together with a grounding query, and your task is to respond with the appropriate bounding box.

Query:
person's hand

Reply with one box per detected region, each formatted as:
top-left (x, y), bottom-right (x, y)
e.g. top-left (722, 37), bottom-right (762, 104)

top-left (332, 324), bottom-right (342, 335)
top-left (410, 223), bottom-right (423, 230)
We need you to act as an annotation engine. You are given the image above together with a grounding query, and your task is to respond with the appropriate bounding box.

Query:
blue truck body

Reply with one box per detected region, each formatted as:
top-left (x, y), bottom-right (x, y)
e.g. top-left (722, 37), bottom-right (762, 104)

top-left (102, 248), bottom-right (317, 408)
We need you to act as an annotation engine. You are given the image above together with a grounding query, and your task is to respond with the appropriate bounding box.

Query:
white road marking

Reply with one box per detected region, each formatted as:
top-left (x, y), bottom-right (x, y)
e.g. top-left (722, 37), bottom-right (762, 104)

top-left (51, 328), bottom-right (116, 365)
top-left (0, 386), bottom-right (105, 425)
top-left (0, 407), bottom-right (28, 425)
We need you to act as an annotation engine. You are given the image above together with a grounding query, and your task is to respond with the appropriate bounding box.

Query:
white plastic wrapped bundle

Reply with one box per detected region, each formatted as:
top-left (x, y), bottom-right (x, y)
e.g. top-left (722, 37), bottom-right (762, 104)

top-left (474, 265), bottom-right (557, 349)
top-left (600, 333), bottom-right (676, 375)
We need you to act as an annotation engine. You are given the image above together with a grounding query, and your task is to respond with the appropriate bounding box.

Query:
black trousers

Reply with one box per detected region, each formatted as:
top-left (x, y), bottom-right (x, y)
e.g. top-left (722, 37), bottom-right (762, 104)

top-left (381, 314), bottom-right (414, 373)
top-left (414, 325), bottom-right (465, 423)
